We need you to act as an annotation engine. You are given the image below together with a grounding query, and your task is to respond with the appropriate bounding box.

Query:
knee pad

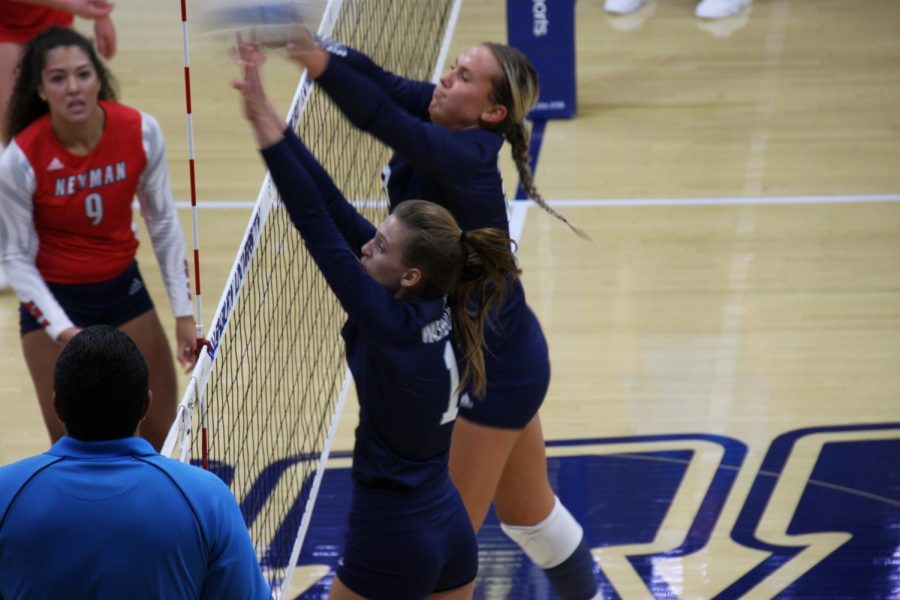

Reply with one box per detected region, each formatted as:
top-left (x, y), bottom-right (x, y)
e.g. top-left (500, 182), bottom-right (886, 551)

top-left (500, 496), bottom-right (584, 569)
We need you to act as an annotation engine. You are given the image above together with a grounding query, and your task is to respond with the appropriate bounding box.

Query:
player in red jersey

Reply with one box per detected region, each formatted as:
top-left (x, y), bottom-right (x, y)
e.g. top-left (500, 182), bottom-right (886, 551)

top-left (0, 0), bottom-right (116, 290)
top-left (0, 26), bottom-right (195, 450)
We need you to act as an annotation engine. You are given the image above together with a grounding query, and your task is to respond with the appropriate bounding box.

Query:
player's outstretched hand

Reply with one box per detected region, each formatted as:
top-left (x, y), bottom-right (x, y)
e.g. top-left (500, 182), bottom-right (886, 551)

top-left (284, 26), bottom-right (329, 78)
top-left (93, 14), bottom-right (116, 58)
top-left (60, 0), bottom-right (114, 19)
top-left (232, 35), bottom-right (284, 148)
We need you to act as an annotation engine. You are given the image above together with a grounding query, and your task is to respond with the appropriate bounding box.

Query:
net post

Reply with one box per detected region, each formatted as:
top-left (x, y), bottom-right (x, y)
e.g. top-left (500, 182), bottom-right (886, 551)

top-left (179, 0), bottom-right (209, 405)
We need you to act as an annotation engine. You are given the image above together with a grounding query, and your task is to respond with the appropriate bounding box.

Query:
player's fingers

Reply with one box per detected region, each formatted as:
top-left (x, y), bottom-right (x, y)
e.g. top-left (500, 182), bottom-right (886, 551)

top-left (77, 4), bottom-right (112, 19)
top-left (235, 36), bottom-right (264, 67)
top-left (235, 32), bottom-right (250, 60)
top-left (178, 344), bottom-right (193, 363)
top-left (236, 34), bottom-right (256, 60)
top-left (241, 58), bottom-right (263, 87)
top-left (98, 36), bottom-right (113, 58)
top-left (182, 347), bottom-right (198, 373)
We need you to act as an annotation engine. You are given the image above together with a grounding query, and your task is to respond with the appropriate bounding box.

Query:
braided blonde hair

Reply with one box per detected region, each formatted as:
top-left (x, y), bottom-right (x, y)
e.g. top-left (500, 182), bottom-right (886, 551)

top-left (483, 43), bottom-right (589, 240)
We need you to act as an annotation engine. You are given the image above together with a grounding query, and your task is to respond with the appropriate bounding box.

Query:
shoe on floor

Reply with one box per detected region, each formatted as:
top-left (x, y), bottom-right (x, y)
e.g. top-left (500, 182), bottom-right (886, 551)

top-left (695, 0), bottom-right (752, 19)
top-left (606, 0), bottom-right (657, 31)
top-left (605, 0), bottom-right (647, 15)
top-left (695, 3), bottom-right (750, 37)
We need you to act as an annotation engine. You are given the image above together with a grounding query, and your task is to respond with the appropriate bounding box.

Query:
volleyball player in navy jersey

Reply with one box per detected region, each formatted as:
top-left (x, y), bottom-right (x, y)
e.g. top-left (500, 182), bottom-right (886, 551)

top-left (282, 32), bottom-right (599, 600)
top-left (233, 40), bottom-right (523, 599)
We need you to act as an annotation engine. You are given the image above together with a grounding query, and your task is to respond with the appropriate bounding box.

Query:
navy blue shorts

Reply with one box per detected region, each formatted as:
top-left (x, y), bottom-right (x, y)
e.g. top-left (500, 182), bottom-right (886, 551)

top-left (19, 261), bottom-right (155, 337)
top-left (459, 304), bottom-right (550, 430)
top-left (337, 478), bottom-right (477, 599)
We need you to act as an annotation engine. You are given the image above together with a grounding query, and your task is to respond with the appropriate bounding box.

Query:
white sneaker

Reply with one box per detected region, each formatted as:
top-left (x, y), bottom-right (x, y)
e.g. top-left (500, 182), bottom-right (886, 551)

top-left (695, 3), bottom-right (750, 37)
top-left (0, 266), bottom-right (10, 292)
top-left (695, 0), bottom-right (752, 19)
top-left (606, 0), bottom-right (656, 31)
top-left (604, 0), bottom-right (647, 15)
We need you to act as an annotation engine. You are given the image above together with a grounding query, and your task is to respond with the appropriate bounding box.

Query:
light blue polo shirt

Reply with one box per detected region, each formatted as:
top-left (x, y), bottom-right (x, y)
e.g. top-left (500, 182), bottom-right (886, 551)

top-left (0, 436), bottom-right (271, 599)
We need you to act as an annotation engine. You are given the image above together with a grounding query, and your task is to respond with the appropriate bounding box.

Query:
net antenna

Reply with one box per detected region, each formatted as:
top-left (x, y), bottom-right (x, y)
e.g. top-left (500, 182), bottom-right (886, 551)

top-left (162, 0), bottom-right (461, 595)
top-left (159, 0), bottom-right (210, 466)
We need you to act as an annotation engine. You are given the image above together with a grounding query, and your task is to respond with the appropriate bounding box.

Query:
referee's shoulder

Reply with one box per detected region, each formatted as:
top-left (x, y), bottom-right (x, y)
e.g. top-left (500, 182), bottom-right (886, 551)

top-left (141, 454), bottom-right (232, 495)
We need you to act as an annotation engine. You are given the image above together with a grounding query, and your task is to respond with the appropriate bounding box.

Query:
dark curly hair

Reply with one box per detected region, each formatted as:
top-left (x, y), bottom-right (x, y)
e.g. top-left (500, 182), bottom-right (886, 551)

top-left (6, 25), bottom-right (117, 139)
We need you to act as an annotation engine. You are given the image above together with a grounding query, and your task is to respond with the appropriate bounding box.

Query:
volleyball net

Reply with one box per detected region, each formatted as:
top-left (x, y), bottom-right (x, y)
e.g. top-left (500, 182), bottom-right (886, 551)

top-left (162, 0), bottom-right (460, 594)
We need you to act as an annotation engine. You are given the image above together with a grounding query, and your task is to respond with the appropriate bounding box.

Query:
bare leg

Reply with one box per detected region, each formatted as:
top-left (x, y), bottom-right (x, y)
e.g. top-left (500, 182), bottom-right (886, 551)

top-left (449, 416), bottom-right (523, 531)
top-left (449, 414), bottom-right (556, 531)
top-left (454, 414), bottom-right (599, 600)
top-left (21, 330), bottom-right (64, 444)
top-left (492, 414), bottom-right (556, 526)
top-left (119, 310), bottom-right (176, 450)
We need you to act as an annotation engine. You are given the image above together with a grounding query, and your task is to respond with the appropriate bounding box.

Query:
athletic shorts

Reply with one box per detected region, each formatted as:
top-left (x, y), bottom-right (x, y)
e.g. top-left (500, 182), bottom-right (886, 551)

top-left (459, 304), bottom-right (551, 430)
top-left (19, 261), bottom-right (154, 337)
top-left (0, 2), bottom-right (73, 44)
top-left (336, 478), bottom-right (477, 599)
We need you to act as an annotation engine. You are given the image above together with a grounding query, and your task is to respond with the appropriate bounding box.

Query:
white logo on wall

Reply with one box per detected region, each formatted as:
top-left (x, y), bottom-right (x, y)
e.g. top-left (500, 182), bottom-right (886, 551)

top-left (533, 0), bottom-right (549, 37)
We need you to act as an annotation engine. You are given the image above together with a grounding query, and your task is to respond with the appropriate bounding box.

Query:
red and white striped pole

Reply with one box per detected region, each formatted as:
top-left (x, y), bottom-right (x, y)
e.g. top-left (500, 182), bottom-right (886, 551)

top-left (178, 0), bottom-right (209, 471)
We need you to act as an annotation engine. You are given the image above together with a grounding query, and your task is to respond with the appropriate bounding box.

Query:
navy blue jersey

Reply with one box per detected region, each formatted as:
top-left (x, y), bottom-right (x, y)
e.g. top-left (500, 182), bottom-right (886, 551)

top-left (262, 132), bottom-right (461, 488)
top-left (317, 47), bottom-right (509, 233)
top-left (316, 45), bottom-right (551, 428)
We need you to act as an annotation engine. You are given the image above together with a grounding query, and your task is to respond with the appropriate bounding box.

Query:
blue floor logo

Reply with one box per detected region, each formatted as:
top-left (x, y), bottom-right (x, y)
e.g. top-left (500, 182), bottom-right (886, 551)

top-left (227, 424), bottom-right (900, 599)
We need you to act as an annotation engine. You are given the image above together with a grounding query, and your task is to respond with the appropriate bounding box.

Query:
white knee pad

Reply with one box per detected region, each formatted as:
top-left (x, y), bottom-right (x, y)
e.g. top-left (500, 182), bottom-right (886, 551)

top-left (500, 496), bottom-right (584, 569)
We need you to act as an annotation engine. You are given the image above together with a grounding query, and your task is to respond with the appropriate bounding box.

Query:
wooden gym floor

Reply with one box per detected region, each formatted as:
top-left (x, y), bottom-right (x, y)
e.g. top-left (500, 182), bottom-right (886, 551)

top-left (1, 1), bottom-right (898, 598)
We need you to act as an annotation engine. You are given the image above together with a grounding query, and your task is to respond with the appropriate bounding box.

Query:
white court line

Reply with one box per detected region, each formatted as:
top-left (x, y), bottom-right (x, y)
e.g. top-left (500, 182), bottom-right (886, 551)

top-left (171, 200), bottom-right (257, 209)
top-left (172, 194), bottom-right (900, 211)
top-left (541, 194), bottom-right (900, 208)
top-left (509, 200), bottom-right (530, 245)
top-left (741, 0), bottom-right (789, 197)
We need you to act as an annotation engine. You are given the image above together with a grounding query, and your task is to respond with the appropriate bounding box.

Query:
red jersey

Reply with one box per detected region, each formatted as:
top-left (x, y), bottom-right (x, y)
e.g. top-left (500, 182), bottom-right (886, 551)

top-left (18, 101), bottom-right (146, 284)
top-left (0, 101), bottom-right (192, 340)
top-left (0, 1), bottom-right (74, 44)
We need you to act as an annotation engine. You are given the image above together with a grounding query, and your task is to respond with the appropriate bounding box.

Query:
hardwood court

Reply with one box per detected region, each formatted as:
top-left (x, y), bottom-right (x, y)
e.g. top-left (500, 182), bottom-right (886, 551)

top-left (1, 1), bottom-right (899, 598)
